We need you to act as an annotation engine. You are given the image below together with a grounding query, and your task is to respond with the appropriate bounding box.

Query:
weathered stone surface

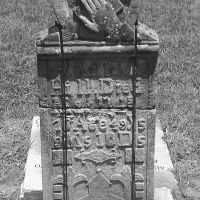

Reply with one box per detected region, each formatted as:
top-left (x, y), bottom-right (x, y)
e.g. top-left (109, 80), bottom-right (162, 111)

top-left (146, 109), bottom-right (156, 200)
top-left (40, 108), bottom-right (155, 200)
top-left (40, 109), bottom-right (54, 200)
top-left (37, 53), bottom-right (158, 109)
top-left (37, 19), bottom-right (159, 199)
top-left (20, 116), bottom-right (42, 200)
top-left (22, 115), bottom-right (178, 200)
top-left (35, 0), bottom-right (158, 43)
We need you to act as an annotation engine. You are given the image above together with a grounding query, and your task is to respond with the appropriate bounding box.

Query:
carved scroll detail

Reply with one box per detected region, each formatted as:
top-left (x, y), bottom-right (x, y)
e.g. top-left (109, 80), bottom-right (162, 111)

top-left (74, 149), bottom-right (121, 164)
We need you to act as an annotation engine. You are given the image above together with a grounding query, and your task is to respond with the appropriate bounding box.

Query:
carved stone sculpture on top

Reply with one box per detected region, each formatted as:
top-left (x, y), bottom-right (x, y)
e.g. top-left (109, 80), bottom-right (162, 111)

top-left (41, 0), bottom-right (141, 42)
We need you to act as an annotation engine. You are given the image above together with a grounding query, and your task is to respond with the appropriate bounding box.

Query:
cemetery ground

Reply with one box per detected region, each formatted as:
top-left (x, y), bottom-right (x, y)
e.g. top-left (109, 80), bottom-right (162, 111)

top-left (0, 0), bottom-right (200, 199)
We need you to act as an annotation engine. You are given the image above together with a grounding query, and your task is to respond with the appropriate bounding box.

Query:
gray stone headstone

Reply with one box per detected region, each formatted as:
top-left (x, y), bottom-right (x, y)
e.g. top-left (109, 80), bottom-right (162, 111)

top-left (36, 1), bottom-right (159, 199)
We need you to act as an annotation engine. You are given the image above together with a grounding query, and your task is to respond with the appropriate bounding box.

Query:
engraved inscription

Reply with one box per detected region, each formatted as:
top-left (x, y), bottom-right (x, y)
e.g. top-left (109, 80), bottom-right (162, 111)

top-left (137, 136), bottom-right (146, 148)
top-left (51, 109), bottom-right (133, 151)
top-left (138, 118), bottom-right (146, 132)
top-left (118, 131), bottom-right (132, 147)
top-left (49, 109), bottom-right (150, 200)
top-left (50, 78), bottom-right (135, 108)
top-left (54, 136), bottom-right (62, 149)
top-left (38, 59), bottom-right (149, 108)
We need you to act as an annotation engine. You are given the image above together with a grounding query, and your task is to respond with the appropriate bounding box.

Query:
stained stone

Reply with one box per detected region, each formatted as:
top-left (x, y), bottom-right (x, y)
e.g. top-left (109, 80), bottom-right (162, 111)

top-left (37, 53), bottom-right (158, 109)
top-left (40, 107), bottom-right (157, 200)
top-left (38, 46), bottom-right (158, 200)
top-left (37, 1), bottom-right (159, 199)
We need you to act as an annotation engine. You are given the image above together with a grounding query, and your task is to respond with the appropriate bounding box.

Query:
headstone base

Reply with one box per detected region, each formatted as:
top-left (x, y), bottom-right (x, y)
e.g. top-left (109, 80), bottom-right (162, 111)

top-left (20, 116), bottom-right (177, 200)
top-left (20, 116), bottom-right (42, 200)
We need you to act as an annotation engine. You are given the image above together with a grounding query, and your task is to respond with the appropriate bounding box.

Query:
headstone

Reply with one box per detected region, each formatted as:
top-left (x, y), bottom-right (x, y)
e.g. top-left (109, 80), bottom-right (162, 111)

top-left (36, 0), bottom-right (159, 200)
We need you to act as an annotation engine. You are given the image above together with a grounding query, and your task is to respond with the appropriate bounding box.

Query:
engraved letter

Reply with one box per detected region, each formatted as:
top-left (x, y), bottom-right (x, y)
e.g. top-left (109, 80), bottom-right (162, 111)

top-left (65, 80), bottom-right (71, 95)
top-left (99, 78), bottom-right (114, 94)
top-left (76, 79), bottom-right (83, 95)
top-left (137, 136), bottom-right (145, 148)
top-left (88, 117), bottom-right (96, 132)
top-left (119, 119), bottom-right (127, 130)
top-left (127, 95), bottom-right (133, 107)
top-left (54, 137), bottom-right (61, 149)
top-left (105, 132), bottom-right (116, 148)
top-left (118, 131), bottom-right (132, 147)
top-left (52, 76), bottom-right (61, 93)
top-left (67, 133), bottom-right (74, 148)
top-left (99, 119), bottom-right (107, 132)
top-left (96, 132), bottom-right (104, 148)
top-left (85, 79), bottom-right (91, 94)
top-left (84, 136), bottom-right (92, 148)
top-left (138, 118), bottom-right (146, 132)
top-left (109, 119), bottom-right (118, 132)
top-left (115, 81), bottom-right (121, 95)
top-left (136, 77), bottom-right (143, 94)
top-left (122, 83), bottom-right (130, 94)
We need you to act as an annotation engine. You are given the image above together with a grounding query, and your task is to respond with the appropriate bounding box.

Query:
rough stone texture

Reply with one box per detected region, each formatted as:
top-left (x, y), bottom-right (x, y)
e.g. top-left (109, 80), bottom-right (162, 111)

top-left (37, 50), bottom-right (158, 110)
top-left (34, 0), bottom-right (159, 44)
top-left (146, 109), bottom-right (156, 200)
top-left (40, 109), bottom-right (54, 200)
top-left (20, 116), bottom-right (42, 200)
top-left (39, 0), bottom-right (153, 43)
top-left (40, 108), bottom-right (156, 200)
top-left (51, 108), bottom-right (134, 200)
top-left (37, 24), bottom-right (159, 200)
top-left (21, 115), bottom-right (179, 200)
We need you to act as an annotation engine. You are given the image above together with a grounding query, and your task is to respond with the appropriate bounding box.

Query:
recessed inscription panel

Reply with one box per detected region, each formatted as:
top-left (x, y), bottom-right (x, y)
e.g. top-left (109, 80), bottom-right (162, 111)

top-left (50, 109), bottom-right (133, 151)
top-left (38, 58), bottom-right (149, 108)
top-left (50, 109), bottom-right (134, 200)
top-left (48, 109), bottom-right (150, 200)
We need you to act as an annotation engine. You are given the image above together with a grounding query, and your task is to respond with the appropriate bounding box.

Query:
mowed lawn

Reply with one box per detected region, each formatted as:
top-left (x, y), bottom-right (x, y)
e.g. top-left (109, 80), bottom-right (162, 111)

top-left (139, 0), bottom-right (200, 199)
top-left (0, 0), bottom-right (200, 199)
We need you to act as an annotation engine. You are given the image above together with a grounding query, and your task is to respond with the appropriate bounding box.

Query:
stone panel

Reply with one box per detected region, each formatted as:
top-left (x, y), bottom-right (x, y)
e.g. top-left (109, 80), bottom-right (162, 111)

top-left (146, 110), bottom-right (156, 200)
top-left (40, 108), bottom-right (155, 200)
top-left (38, 44), bottom-right (158, 200)
top-left (38, 57), bottom-right (153, 109)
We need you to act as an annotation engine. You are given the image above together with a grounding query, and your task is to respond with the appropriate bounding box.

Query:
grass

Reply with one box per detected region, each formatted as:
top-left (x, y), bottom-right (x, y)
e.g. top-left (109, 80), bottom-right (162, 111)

top-left (0, 119), bottom-right (31, 199)
top-left (0, 0), bottom-right (53, 199)
top-left (0, 0), bottom-right (200, 199)
top-left (137, 0), bottom-right (200, 198)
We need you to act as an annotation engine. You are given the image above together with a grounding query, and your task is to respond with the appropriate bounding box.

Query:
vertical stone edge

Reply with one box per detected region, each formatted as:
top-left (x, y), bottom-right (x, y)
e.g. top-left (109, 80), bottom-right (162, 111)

top-left (146, 109), bottom-right (156, 200)
top-left (40, 109), bottom-right (54, 200)
top-left (148, 53), bottom-right (159, 109)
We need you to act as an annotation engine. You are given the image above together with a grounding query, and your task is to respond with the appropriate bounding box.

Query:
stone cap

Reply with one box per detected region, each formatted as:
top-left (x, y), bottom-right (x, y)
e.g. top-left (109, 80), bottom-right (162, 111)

top-left (36, 43), bottom-right (159, 56)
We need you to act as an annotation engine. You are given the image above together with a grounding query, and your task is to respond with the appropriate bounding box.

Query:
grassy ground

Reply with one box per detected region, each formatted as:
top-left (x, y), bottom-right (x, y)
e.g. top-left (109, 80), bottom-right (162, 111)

top-left (138, 0), bottom-right (200, 199)
top-left (0, 0), bottom-right (53, 199)
top-left (0, 0), bottom-right (200, 199)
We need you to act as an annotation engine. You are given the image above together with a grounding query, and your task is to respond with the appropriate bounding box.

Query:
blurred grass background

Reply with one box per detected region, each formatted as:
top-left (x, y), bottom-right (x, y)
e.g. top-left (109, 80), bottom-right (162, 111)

top-left (0, 0), bottom-right (200, 199)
